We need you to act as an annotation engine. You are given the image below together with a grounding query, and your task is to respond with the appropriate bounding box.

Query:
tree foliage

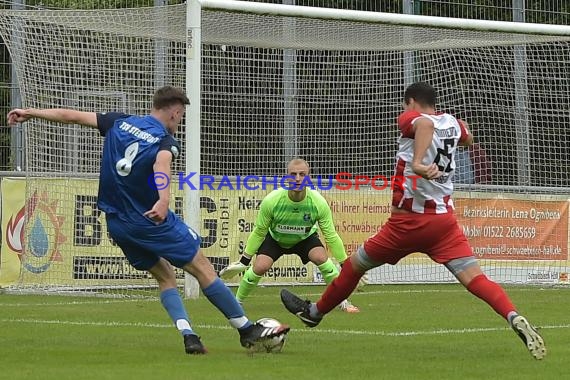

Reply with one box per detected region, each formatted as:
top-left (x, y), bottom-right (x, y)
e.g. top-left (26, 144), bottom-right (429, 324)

top-left (16, 0), bottom-right (184, 9)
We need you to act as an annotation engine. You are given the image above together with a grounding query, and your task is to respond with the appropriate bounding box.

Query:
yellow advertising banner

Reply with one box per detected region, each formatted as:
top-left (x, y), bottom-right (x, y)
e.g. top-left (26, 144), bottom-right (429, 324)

top-left (0, 179), bottom-right (25, 285)
top-left (1, 177), bottom-right (568, 287)
top-left (320, 190), bottom-right (391, 255)
top-left (183, 188), bottom-right (318, 283)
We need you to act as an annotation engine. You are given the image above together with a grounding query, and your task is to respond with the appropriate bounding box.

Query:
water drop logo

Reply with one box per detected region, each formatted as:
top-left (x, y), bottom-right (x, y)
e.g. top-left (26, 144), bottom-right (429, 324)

top-left (27, 215), bottom-right (51, 273)
top-left (6, 191), bottom-right (66, 274)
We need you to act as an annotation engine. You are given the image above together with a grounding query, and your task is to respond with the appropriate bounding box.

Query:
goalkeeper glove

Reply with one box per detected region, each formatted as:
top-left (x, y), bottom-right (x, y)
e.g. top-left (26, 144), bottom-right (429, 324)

top-left (219, 254), bottom-right (252, 280)
top-left (219, 262), bottom-right (248, 279)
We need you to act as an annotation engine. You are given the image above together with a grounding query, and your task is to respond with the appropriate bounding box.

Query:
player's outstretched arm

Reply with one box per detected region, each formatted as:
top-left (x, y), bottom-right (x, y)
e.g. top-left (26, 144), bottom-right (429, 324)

top-left (7, 108), bottom-right (98, 128)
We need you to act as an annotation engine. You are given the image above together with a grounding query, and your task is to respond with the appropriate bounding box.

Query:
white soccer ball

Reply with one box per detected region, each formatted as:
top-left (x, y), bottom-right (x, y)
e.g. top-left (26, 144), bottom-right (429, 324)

top-left (256, 318), bottom-right (286, 353)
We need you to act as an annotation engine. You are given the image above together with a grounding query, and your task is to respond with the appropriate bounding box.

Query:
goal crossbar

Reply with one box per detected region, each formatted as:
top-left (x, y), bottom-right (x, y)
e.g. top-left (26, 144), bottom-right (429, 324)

top-left (199, 0), bottom-right (570, 37)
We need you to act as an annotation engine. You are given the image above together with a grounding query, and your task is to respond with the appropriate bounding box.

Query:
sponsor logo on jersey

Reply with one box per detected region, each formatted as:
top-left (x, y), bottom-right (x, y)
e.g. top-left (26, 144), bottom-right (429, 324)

top-left (275, 224), bottom-right (306, 234)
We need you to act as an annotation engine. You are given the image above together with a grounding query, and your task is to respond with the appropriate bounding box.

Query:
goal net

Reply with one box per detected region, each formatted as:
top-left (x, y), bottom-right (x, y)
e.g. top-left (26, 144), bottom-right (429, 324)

top-left (0, 0), bottom-right (569, 297)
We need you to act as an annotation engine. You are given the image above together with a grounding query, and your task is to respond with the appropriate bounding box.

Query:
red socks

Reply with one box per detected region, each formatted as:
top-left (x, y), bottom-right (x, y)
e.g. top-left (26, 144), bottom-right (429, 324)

top-left (316, 260), bottom-right (362, 314)
top-left (316, 269), bottom-right (516, 320)
top-left (467, 274), bottom-right (516, 320)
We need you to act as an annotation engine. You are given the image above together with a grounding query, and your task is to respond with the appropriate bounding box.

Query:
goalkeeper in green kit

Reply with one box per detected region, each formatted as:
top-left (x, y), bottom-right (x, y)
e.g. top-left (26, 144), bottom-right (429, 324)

top-left (220, 158), bottom-right (364, 312)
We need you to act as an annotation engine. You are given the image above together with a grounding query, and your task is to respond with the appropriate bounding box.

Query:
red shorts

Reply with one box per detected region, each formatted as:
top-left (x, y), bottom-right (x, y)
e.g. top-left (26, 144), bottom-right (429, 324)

top-left (363, 212), bottom-right (473, 265)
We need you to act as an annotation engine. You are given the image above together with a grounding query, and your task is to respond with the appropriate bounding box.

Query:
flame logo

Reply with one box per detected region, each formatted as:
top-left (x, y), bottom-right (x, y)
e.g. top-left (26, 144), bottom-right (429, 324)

top-left (6, 205), bottom-right (26, 254)
top-left (5, 191), bottom-right (66, 273)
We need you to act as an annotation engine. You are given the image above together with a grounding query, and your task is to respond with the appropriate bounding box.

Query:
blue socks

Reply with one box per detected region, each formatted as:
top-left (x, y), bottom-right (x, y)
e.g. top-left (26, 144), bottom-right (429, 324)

top-left (161, 279), bottom-right (255, 336)
top-left (160, 288), bottom-right (194, 336)
top-left (203, 278), bottom-right (252, 330)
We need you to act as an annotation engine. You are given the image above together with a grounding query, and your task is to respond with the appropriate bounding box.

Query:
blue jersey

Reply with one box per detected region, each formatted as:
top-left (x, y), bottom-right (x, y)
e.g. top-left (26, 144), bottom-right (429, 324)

top-left (96, 112), bottom-right (180, 223)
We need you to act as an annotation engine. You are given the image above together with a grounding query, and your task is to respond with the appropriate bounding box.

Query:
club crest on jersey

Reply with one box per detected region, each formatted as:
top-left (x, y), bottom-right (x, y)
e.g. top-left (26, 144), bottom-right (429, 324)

top-left (303, 213), bottom-right (311, 222)
top-left (170, 145), bottom-right (179, 159)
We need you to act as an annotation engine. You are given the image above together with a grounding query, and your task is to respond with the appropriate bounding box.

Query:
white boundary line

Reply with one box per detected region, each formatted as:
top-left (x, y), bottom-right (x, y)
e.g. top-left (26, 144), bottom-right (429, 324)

top-left (1, 299), bottom-right (156, 307)
top-left (1, 318), bottom-right (568, 337)
top-left (3, 287), bottom-right (567, 307)
top-left (303, 287), bottom-right (570, 298)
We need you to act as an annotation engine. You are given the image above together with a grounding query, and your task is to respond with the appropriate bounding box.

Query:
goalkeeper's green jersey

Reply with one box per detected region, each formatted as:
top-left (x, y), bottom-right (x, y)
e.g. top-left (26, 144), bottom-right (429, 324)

top-left (244, 188), bottom-right (347, 262)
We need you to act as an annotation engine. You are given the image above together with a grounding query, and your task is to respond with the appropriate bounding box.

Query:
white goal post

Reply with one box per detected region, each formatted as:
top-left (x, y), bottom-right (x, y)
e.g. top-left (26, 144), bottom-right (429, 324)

top-left (186, 0), bottom-right (570, 290)
top-left (0, 0), bottom-right (569, 298)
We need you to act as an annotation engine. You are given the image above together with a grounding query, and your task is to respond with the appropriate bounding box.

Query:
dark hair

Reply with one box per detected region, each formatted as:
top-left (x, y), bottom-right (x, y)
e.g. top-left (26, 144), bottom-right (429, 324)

top-left (404, 82), bottom-right (437, 107)
top-left (152, 85), bottom-right (190, 109)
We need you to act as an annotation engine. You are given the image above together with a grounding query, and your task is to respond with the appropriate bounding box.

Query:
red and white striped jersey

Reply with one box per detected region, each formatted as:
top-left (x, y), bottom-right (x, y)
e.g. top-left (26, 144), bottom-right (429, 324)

top-left (392, 110), bottom-right (469, 214)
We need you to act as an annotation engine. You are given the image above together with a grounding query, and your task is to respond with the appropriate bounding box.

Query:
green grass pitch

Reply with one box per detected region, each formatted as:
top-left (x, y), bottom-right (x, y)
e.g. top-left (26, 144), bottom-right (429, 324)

top-left (1, 284), bottom-right (568, 380)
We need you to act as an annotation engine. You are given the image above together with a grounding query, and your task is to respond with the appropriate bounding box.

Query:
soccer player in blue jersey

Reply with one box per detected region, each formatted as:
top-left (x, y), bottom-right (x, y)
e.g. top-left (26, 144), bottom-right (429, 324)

top-left (7, 85), bottom-right (289, 355)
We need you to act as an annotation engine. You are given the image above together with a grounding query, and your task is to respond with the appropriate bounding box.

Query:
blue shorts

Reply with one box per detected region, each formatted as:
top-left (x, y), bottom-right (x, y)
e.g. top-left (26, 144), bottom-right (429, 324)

top-left (106, 212), bottom-right (201, 271)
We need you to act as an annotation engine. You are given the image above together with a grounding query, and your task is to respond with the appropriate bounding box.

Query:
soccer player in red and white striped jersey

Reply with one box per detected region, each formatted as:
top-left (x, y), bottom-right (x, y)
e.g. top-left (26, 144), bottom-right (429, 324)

top-left (281, 82), bottom-right (546, 360)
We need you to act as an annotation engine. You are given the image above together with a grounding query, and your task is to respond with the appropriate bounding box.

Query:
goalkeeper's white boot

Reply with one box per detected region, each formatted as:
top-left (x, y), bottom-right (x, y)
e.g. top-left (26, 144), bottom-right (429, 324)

top-left (511, 315), bottom-right (546, 360)
top-left (356, 273), bottom-right (369, 292)
top-left (219, 261), bottom-right (248, 280)
top-left (339, 299), bottom-right (360, 313)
